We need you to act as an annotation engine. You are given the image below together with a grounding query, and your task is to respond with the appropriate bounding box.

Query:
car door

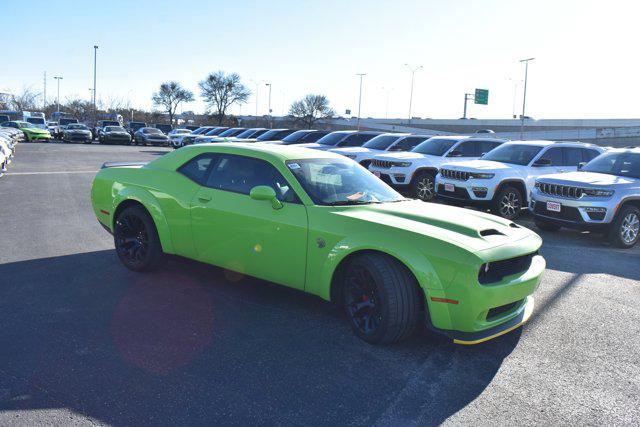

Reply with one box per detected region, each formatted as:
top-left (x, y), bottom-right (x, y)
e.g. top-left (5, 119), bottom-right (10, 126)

top-left (528, 146), bottom-right (565, 187)
top-left (190, 153), bottom-right (308, 289)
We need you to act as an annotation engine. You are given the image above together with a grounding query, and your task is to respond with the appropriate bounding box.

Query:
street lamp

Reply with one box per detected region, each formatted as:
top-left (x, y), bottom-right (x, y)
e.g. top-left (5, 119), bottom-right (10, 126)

top-left (355, 73), bottom-right (366, 130)
top-left (519, 57), bottom-right (535, 139)
top-left (93, 45), bottom-right (98, 120)
top-left (265, 83), bottom-right (272, 128)
top-left (54, 76), bottom-right (63, 112)
top-left (404, 64), bottom-right (423, 123)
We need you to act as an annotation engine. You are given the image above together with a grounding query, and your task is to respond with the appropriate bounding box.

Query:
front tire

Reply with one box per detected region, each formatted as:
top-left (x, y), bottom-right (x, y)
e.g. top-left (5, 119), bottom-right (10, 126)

top-left (493, 186), bottom-right (524, 220)
top-left (609, 205), bottom-right (640, 249)
top-left (114, 205), bottom-right (164, 272)
top-left (411, 171), bottom-right (435, 201)
top-left (342, 253), bottom-right (421, 344)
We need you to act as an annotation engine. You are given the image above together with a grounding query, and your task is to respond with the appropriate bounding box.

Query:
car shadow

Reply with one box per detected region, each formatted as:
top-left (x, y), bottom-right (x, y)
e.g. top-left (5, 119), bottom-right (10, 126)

top-left (0, 251), bottom-right (520, 425)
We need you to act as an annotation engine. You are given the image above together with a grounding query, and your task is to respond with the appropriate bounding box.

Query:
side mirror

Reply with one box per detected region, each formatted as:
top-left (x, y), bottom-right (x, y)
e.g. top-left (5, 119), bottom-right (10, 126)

top-left (577, 162), bottom-right (587, 170)
top-left (532, 158), bottom-right (552, 167)
top-left (447, 150), bottom-right (463, 157)
top-left (250, 185), bottom-right (283, 210)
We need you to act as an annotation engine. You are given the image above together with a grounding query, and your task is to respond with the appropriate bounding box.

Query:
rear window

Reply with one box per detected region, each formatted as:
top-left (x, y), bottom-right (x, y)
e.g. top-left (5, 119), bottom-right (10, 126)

top-left (27, 118), bottom-right (45, 125)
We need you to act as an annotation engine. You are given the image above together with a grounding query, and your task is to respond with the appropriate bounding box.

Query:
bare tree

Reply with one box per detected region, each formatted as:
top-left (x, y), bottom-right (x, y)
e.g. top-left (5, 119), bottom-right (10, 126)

top-left (10, 87), bottom-right (41, 111)
top-left (199, 71), bottom-right (250, 124)
top-left (289, 94), bottom-right (335, 128)
top-left (152, 82), bottom-right (194, 126)
top-left (63, 97), bottom-right (94, 122)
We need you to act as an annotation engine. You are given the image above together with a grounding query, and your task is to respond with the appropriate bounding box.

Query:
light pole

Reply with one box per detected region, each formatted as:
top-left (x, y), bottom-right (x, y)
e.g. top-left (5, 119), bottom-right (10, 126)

top-left (93, 45), bottom-right (98, 121)
top-left (404, 64), bottom-right (423, 123)
top-left (43, 71), bottom-right (47, 108)
top-left (54, 76), bottom-right (63, 112)
top-left (265, 83), bottom-right (272, 128)
top-left (382, 87), bottom-right (394, 119)
top-left (355, 73), bottom-right (366, 130)
top-left (250, 79), bottom-right (263, 122)
top-left (89, 88), bottom-right (94, 101)
top-left (519, 57), bottom-right (534, 139)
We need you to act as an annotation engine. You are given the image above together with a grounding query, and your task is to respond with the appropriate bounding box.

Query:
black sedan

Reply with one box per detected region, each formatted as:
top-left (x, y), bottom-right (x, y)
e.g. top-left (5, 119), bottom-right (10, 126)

top-left (62, 124), bottom-right (93, 143)
top-left (134, 127), bottom-right (170, 146)
top-left (99, 126), bottom-right (132, 145)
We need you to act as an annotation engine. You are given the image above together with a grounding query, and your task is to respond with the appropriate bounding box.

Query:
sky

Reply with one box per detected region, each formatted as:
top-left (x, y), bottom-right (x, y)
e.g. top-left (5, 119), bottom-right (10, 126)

top-left (3, 0), bottom-right (640, 120)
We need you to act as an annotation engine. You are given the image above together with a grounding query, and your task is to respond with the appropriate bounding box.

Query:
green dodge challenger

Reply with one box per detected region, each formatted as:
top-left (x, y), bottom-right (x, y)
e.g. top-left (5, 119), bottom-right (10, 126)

top-left (91, 143), bottom-right (545, 345)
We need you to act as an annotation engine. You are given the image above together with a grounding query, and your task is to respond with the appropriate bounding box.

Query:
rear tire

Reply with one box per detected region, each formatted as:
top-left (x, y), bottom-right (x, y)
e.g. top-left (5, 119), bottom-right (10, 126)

top-left (114, 205), bottom-right (164, 272)
top-left (534, 218), bottom-right (561, 232)
top-left (493, 186), bottom-right (524, 220)
top-left (609, 205), bottom-right (640, 249)
top-left (411, 171), bottom-right (435, 201)
top-left (342, 253), bottom-right (421, 344)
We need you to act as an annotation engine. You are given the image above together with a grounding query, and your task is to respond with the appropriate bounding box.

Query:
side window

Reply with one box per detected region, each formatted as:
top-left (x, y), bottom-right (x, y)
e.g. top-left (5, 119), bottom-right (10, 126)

top-left (205, 154), bottom-right (299, 203)
top-left (341, 134), bottom-right (373, 147)
top-left (479, 140), bottom-right (502, 156)
top-left (562, 147), bottom-right (584, 166)
top-left (178, 154), bottom-right (216, 184)
top-left (454, 140), bottom-right (480, 157)
top-left (583, 149), bottom-right (600, 162)
top-left (391, 137), bottom-right (426, 151)
top-left (539, 147), bottom-right (563, 166)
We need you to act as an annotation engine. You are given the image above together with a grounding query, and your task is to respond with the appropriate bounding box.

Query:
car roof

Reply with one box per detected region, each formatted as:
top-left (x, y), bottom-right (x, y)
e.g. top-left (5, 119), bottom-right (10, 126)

top-left (159, 143), bottom-right (343, 168)
top-left (603, 146), bottom-right (640, 153)
top-left (500, 140), bottom-right (600, 148)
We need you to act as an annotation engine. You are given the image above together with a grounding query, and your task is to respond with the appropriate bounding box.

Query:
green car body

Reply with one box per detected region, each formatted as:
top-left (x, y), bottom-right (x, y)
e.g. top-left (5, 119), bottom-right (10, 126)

top-left (11, 121), bottom-right (52, 141)
top-left (91, 143), bottom-right (545, 344)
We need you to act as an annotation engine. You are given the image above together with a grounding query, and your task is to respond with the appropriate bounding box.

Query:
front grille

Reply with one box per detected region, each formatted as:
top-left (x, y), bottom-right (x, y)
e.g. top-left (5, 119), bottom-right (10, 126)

top-left (537, 182), bottom-right (584, 199)
top-left (487, 300), bottom-right (524, 320)
top-left (371, 159), bottom-right (407, 168)
top-left (437, 184), bottom-right (470, 200)
top-left (478, 252), bottom-right (537, 285)
top-left (440, 168), bottom-right (470, 181)
top-left (533, 202), bottom-right (583, 222)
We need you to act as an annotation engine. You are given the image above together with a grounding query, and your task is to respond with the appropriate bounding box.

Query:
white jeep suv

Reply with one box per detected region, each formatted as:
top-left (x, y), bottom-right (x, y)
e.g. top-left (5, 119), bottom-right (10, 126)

top-left (435, 140), bottom-right (604, 219)
top-left (329, 133), bottom-right (431, 168)
top-left (368, 136), bottom-right (506, 201)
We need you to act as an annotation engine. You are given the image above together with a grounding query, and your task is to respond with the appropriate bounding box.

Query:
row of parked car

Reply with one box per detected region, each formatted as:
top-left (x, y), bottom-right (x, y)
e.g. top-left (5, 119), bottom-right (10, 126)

top-left (169, 126), bottom-right (640, 248)
top-left (0, 125), bottom-right (23, 178)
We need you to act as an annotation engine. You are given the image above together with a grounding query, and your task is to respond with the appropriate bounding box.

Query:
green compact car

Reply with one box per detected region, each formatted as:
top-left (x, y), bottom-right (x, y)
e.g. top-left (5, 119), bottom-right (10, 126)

top-left (1, 121), bottom-right (51, 141)
top-left (91, 144), bottom-right (545, 345)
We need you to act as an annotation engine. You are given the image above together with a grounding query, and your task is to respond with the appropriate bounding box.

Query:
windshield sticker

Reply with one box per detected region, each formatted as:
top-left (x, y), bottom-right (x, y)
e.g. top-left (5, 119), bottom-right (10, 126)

top-left (288, 162), bottom-right (301, 169)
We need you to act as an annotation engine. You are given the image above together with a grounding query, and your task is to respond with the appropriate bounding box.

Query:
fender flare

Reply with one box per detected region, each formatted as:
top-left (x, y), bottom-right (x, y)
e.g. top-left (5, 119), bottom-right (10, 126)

top-left (111, 186), bottom-right (175, 254)
top-left (495, 179), bottom-right (528, 202)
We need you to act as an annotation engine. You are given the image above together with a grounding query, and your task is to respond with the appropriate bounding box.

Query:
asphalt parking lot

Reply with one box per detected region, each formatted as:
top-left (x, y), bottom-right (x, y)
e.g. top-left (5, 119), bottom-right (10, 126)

top-left (1, 142), bottom-right (639, 426)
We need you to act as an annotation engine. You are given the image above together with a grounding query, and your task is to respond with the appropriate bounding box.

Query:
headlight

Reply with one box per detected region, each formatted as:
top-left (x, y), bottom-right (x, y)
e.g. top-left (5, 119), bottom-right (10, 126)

top-left (469, 172), bottom-right (494, 179)
top-left (395, 162), bottom-right (412, 167)
top-left (582, 188), bottom-right (614, 197)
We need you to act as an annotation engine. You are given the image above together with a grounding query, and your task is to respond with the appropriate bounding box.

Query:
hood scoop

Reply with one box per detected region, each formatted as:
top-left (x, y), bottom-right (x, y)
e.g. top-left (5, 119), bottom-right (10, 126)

top-left (479, 229), bottom-right (505, 237)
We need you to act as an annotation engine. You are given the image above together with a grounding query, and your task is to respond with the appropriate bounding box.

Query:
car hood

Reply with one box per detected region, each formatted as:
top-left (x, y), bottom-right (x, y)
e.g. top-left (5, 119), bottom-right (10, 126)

top-left (374, 151), bottom-right (426, 161)
top-left (538, 171), bottom-right (640, 187)
top-left (440, 159), bottom-right (515, 172)
top-left (331, 147), bottom-right (373, 154)
top-left (333, 199), bottom-right (540, 253)
top-left (23, 128), bottom-right (49, 134)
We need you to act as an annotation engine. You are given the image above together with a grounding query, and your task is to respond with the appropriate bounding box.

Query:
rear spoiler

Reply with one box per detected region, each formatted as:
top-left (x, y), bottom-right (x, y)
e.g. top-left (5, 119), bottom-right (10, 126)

top-left (101, 161), bottom-right (148, 169)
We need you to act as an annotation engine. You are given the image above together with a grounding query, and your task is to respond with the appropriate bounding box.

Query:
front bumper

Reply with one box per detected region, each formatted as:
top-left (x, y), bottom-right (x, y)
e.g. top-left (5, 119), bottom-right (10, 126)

top-left (426, 246), bottom-right (544, 345)
top-left (529, 189), bottom-right (615, 230)
top-left (369, 166), bottom-right (413, 188)
top-left (435, 176), bottom-right (497, 205)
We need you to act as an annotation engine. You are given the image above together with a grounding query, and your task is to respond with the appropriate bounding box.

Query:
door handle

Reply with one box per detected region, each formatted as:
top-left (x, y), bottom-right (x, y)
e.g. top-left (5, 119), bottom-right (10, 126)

top-left (198, 195), bottom-right (212, 202)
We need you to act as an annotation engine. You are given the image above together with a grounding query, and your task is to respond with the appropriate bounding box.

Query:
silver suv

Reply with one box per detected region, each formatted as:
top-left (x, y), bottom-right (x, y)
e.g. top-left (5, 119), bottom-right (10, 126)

top-left (530, 148), bottom-right (640, 248)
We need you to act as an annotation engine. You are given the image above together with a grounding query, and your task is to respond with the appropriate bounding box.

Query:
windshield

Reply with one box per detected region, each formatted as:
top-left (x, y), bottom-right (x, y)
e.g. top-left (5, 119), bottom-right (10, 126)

top-left (105, 126), bottom-right (126, 132)
top-left (144, 128), bottom-right (162, 134)
top-left (235, 129), bottom-right (261, 138)
top-left (281, 130), bottom-right (311, 143)
top-left (256, 129), bottom-right (289, 141)
top-left (59, 119), bottom-right (77, 125)
top-left (286, 158), bottom-right (405, 205)
top-left (174, 129), bottom-right (191, 134)
top-left (412, 138), bottom-right (460, 156)
top-left (27, 118), bottom-right (45, 125)
top-left (68, 124), bottom-right (89, 130)
top-left (582, 152), bottom-right (640, 179)
top-left (103, 121), bottom-right (119, 126)
top-left (19, 122), bottom-right (36, 128)
top-left (362, 135), bottom-right (403, 150)
top-left (193, 127), bottom-right (211, 134)
top-left (316, 132), bottom-right (352, 146)
top-left (482, 144), bottom-right (544, 166)
top-left (218, 128), bottom-right (245, 137)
